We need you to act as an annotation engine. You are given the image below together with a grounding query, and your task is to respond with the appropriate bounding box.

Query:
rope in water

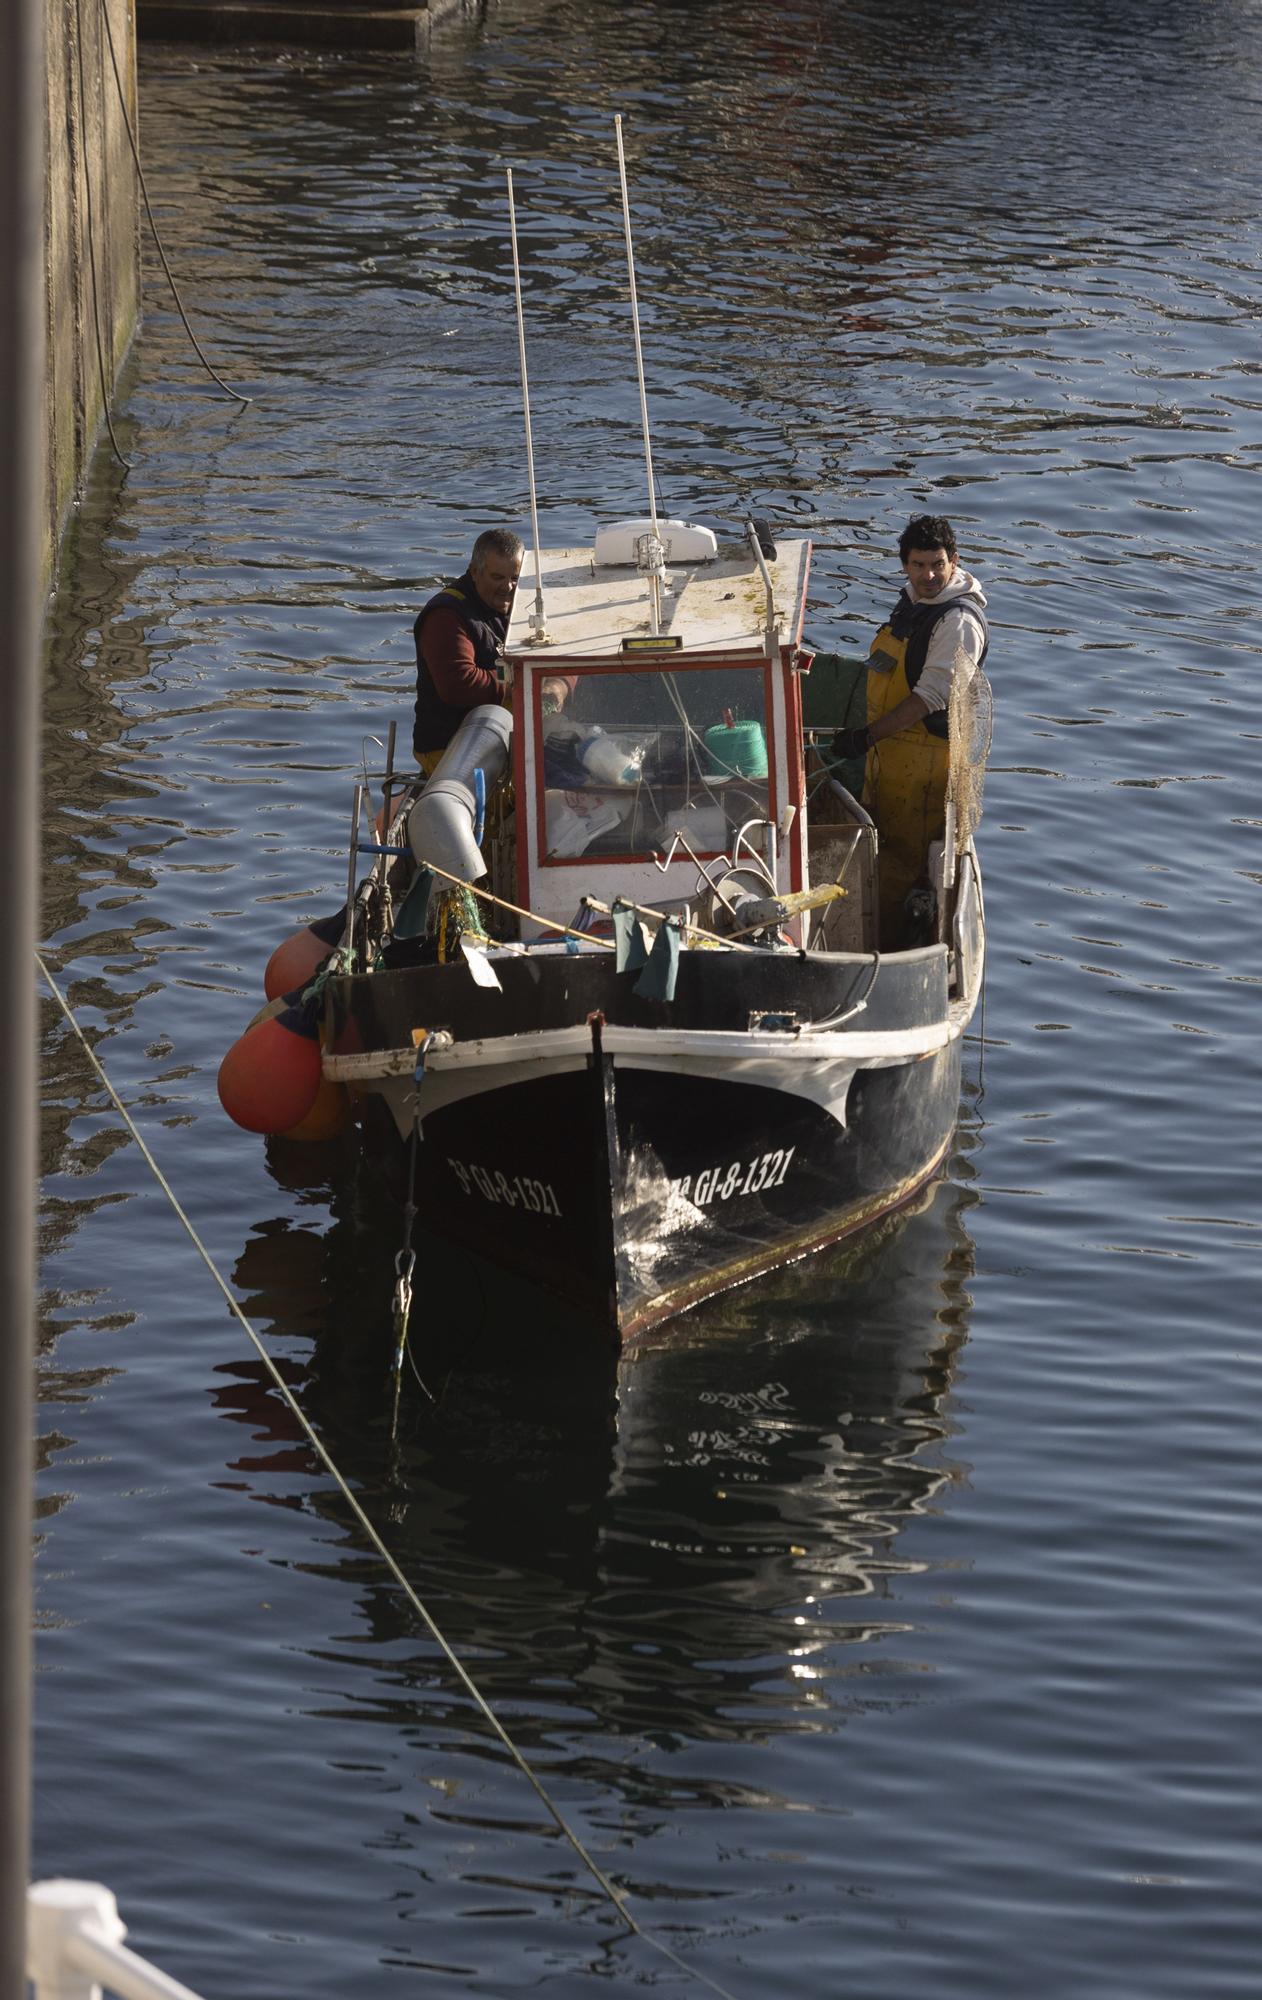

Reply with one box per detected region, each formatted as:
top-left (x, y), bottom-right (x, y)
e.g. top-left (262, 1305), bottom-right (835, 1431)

top-left (35, 951), bottom-right (744, 2000)
top-left (98, 0), bottom-right (253, 406)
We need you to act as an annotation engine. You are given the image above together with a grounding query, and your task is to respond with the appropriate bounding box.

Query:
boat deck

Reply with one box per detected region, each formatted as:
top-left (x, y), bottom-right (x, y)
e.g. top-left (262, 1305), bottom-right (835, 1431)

top-left (506, 539), bottom-right (810, 659)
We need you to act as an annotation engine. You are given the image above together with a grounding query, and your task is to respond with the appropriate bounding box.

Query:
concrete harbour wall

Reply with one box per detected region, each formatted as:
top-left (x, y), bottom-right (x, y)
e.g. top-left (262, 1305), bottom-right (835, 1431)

top-left (41, 0), bottom-right (482, 590)
top-left (44, 0), bottom-right (141, 591)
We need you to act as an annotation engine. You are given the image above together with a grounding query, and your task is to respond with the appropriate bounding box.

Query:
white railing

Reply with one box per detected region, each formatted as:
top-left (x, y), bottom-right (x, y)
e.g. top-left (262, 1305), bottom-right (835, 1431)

top-left (27, 1882), bottom-right (205, 2000)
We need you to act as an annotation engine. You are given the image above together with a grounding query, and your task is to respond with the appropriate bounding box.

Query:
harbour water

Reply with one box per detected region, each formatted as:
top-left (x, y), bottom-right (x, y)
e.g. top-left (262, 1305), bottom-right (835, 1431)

top-left (35, 3), bottom-right (1261, 1994)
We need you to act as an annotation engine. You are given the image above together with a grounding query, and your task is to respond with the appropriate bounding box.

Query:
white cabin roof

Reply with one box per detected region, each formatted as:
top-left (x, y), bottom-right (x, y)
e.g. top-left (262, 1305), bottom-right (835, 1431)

top-left (506, 538), bottom-right (810, 661)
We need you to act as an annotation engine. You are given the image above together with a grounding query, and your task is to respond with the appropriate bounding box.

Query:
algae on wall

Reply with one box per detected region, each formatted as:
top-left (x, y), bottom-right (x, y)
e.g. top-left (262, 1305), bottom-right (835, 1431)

top-left (43, 0), bottom-right (140, 590)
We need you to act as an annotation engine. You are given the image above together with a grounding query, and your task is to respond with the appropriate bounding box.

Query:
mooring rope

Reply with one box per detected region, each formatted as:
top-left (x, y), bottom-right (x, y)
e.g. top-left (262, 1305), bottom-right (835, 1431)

top-left (98, 0), bottom-right (253, 406)
top-left (35, 951), bottom-right (744, 2000)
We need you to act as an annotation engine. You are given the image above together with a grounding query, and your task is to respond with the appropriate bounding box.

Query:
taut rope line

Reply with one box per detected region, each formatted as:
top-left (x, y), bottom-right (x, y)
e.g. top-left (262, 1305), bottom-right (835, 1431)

top-left (98, 0), bottom-right (252, 405)
top-left (35, 951), bottom-right (744, 2000)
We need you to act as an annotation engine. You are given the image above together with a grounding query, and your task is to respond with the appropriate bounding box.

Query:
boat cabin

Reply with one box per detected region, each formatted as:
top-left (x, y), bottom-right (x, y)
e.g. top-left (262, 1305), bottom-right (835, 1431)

top-left (506, 524), bottom-right (814, 941)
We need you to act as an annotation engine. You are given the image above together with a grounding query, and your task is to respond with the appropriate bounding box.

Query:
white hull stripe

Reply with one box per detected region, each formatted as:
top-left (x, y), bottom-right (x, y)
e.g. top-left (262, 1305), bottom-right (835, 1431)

top-left (323, 1012), bottom-right (968, 1084)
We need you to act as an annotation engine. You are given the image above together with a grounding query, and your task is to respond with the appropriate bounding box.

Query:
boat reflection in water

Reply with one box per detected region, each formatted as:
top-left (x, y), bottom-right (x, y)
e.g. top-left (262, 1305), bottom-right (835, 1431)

top-left (215, 1127), bottom-right (980, 1753)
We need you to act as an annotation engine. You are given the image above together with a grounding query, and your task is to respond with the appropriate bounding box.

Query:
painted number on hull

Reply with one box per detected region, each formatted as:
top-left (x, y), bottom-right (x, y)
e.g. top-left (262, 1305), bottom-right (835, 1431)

top-left (448, 1157), bottom-right (562, 1216)
top-left (673, 1147), bottom-right (795, 1208)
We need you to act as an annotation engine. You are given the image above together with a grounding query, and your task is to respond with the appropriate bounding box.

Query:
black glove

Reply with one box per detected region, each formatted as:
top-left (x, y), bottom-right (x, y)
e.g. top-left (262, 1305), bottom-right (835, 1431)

top-left (832, 724), bottom-right (873, 761)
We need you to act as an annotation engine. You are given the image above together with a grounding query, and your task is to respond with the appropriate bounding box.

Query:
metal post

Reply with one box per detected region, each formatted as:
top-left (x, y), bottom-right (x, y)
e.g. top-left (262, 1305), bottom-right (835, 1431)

top-left (0, 0), bottom-right (45, 1967)
top-left (505, 168), bottom-right (549, 644)
top-left (613, 115), bottom-right (666, 636)
top-left (381, 718), bottom-right (397, 833)
top-left (338, 782), bottom-right (364, 966)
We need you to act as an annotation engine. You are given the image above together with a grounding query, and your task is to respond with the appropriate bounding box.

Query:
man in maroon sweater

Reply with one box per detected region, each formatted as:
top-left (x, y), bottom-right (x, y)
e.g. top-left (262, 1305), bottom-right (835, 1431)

top-left (413, 528), bottom-right (570, 770)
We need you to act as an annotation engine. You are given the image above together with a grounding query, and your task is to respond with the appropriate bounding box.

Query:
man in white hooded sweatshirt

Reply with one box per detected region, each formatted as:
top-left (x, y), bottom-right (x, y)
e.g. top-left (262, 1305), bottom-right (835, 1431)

top-left (832, 514), bottom-right (989, 943)
top-left (832, 513), bottom-right (988, 762)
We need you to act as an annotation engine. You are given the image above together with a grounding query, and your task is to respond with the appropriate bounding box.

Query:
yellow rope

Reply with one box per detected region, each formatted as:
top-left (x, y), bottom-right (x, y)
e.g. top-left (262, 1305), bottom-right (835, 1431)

top-left (416, 854), bottom-right (616, 950)
top-left (412, 857), bottom-right (757, 958)
top-left (577, 892), bottom-right (759, 954)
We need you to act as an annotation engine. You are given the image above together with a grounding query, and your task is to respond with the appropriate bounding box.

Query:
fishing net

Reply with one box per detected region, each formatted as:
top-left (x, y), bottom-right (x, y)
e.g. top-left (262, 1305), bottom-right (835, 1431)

top-left (946, 662), bottom-right (993, 850)
top-left (428, 884), bottom-right (488, 962)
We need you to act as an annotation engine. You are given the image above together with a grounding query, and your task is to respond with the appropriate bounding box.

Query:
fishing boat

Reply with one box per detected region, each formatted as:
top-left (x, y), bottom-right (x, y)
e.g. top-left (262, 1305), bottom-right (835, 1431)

top-left (217, 126), bottom-right (991, 1344)
top-left (300, 523), bottom-right (988, 1342)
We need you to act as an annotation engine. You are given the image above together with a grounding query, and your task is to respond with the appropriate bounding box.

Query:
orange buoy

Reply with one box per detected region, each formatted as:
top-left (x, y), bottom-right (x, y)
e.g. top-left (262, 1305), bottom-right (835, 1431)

top-left (217, 1009), bottom-right (323, 1135)
top-left (280, 1073), bottom-right (350, 1143)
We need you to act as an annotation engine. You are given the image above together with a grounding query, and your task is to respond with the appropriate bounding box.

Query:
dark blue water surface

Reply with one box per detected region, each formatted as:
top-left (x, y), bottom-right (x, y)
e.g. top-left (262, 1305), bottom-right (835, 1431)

top-left (35, 3), bottom-right (1262, 1995)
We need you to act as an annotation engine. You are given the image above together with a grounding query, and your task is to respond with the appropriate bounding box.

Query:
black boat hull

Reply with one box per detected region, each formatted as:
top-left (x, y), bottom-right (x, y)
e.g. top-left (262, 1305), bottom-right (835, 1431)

top-left (351, 1018), bottom-right (961, 1340)
top-left (325, 933), bottom-right (974, 1340)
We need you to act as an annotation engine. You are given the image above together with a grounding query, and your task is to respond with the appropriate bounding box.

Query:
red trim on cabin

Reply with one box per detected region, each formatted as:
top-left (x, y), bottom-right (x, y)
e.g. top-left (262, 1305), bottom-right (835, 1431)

top-left (530, 670), bottom-right (549, 876)
top-left (512, 675), bottom-right (531, 916)
top-left (783, 539), bottom-right (811, 898)
top-left (782, 645), bottom-right (805, 897)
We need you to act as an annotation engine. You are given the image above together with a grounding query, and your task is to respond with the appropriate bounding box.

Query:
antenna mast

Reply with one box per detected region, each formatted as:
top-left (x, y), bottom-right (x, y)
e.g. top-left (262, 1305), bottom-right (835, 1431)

top-left (506, 167), bottom-right (549, 643)
top-left (613, 114), bottom-right (667, 635)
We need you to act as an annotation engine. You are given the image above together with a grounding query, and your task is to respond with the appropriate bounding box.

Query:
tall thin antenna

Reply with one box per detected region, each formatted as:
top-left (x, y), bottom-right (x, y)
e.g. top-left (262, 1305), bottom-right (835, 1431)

top-left (614, 114), bottom-right (666, 634)
top-left (506, 168), bottom-right (549, 644)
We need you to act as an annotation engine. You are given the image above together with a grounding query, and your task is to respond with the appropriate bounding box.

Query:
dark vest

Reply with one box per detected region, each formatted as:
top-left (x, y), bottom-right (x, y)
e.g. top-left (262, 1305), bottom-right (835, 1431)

top-left (412, 572), bottom-right (507, 756)
top-left (887, 589), bottom-right (989, 739)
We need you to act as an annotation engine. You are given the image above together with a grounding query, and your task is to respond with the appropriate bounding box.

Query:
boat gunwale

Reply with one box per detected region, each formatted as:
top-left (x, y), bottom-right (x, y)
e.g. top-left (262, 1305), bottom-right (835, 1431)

top-left (322, 1012), bottom-right (964, 1082)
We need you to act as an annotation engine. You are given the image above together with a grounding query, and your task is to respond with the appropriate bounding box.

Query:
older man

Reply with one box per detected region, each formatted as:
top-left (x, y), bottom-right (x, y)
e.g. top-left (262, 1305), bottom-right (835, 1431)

top-left (834, 515), bottom-right (990, 943)
top-left (412, 528), bottom-right (524, 771)
top-left (413, 528), bottom-right (572, 770)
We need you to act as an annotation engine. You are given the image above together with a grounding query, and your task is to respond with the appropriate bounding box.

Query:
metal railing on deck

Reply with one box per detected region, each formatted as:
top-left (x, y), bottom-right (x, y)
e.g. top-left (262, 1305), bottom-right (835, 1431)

top-left (27, 1882), bottom-right (205, 2000)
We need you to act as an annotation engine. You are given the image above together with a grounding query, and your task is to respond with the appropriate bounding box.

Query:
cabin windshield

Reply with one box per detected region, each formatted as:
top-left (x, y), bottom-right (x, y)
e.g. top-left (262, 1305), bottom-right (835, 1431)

top-left (536, 662), bottom-right (772, 862)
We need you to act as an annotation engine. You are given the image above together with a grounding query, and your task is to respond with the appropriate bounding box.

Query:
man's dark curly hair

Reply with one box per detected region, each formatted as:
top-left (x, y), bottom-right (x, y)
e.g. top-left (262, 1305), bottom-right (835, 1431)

top-left (898, 514), bottom-right (957, 563)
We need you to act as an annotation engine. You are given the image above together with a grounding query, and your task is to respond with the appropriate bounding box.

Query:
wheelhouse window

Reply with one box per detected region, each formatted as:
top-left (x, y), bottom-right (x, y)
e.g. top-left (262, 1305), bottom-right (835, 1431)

top-left (536, 663), bottom-right (773, 862)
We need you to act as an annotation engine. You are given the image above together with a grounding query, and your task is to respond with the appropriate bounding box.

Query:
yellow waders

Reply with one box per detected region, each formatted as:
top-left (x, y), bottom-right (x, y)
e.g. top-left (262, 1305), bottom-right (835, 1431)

top-left (864, 624), bottom-right (950, 947)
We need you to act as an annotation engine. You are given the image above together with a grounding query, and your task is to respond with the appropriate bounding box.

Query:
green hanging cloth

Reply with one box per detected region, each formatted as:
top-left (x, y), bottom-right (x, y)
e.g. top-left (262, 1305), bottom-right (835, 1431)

top-left (634, 918), bottom-right (681, 1003)
top-left (612, 900), bottom-right (650, 974)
